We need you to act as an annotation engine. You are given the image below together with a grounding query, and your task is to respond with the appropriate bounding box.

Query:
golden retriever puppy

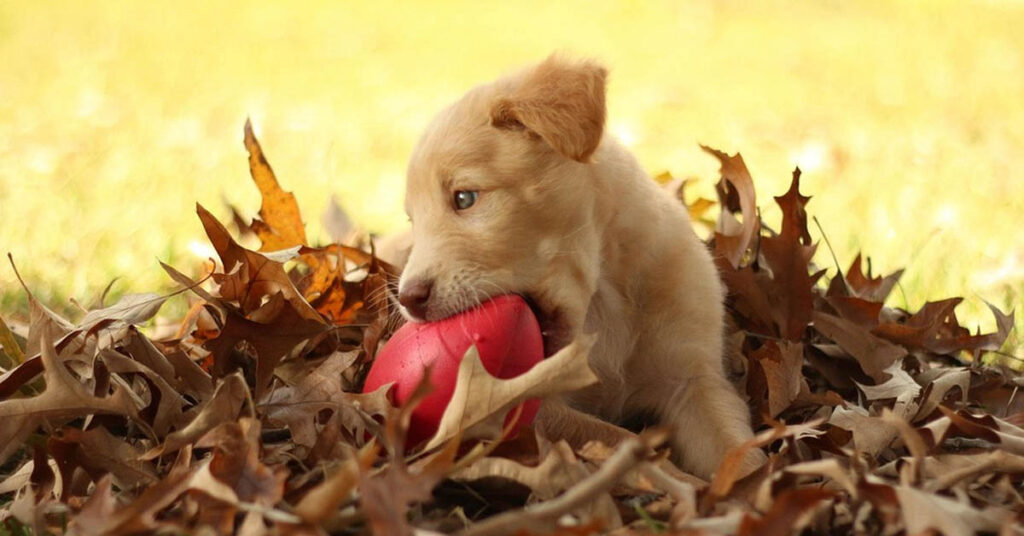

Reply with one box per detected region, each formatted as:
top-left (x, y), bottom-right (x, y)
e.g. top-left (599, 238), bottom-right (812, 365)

top-left (395, 56), bottom-right (760, 479)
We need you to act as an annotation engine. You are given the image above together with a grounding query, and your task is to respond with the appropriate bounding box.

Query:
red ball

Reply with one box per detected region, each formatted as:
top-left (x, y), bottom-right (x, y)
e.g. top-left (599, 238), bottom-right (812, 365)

top-left (363, 294), bottom-right (544, 447)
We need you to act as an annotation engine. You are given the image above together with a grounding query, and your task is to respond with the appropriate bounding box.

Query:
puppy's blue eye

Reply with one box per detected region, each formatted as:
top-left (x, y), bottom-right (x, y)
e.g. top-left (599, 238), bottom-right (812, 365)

top-left (453, 190), bottom-right (478, 210)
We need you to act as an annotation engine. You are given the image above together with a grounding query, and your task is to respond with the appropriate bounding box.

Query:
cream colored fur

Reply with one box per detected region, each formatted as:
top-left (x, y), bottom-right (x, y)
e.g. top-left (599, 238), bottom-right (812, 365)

top-left (393, 56), bottom-right (762, 479)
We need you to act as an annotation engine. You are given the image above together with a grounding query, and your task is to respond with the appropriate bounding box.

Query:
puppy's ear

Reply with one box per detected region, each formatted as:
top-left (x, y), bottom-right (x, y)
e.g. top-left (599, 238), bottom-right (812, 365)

top-left (491, 56), bottom-right (607, 163)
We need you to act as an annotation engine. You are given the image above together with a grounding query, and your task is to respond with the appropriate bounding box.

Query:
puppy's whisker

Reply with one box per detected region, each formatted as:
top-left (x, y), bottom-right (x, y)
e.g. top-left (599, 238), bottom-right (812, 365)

top-left (476, 278), bottom-right (512, 333)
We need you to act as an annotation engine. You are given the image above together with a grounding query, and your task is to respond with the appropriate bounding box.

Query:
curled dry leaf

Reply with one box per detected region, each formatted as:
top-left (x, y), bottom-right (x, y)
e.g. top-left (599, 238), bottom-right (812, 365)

top-left (703, 145), bottom-right (760, 269)
top-left (452, 440), bottom-right (592, 501)
top-left (913, 367), bottom-right (970, 421)
top-left (917, 406), bottom-right (1024, 455)
top-left (828, 402), bottom-right (918, 459)
top-left (784, 458), bottom-right (858, 497)
top-left (457, 438), bottom-right (653, 536)
top-left (77, 292), bottom-right (170, 334)
top-left (895, 485), bottom-right (1011, 536)
top-left (855, 361), bottom-right (921, 402)
top-left (454, 439), bottom-right (623, 529)
top-left (143, 372), bottom-right (249, 459)
top-left (424, 334), bottom-right (599, 450)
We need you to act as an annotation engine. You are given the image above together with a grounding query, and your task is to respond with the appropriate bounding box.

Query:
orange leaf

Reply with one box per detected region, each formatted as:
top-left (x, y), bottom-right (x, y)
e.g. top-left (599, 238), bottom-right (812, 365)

top-left (243, 119), bottom-right (307, 251)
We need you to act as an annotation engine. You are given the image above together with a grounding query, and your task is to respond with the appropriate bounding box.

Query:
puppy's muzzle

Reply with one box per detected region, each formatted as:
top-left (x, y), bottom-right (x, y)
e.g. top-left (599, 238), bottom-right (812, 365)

top-left (399, 278), bottom-right (434, 321)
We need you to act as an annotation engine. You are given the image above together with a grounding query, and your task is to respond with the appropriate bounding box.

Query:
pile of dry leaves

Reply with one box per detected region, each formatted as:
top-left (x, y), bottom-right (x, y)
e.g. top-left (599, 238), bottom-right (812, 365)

top-left (0, 124), bottom-right (1020, 535)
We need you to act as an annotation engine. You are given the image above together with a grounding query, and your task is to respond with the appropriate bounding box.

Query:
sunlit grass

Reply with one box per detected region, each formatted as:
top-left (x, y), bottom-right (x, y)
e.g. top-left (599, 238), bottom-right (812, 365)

top-left (0, 0), bottom-right (1021, 352)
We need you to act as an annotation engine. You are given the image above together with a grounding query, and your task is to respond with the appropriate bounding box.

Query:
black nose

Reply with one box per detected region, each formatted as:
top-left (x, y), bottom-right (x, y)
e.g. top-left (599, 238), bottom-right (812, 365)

top-left (398, 279), bottom-right (433, 320)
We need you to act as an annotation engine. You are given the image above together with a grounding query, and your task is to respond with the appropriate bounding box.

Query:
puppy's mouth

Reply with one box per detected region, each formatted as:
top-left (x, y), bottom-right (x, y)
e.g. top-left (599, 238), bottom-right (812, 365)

top-left (520, 294), bottom-right (571, 358)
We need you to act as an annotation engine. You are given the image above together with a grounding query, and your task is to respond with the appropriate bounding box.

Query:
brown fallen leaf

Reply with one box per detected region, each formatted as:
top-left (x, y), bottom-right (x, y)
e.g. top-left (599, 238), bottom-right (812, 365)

top-left (455, 439), bottom-right (625, 526)
top-left (360, 451), bottom-right (453, 536)
top-left (828, 253), bottom-right (904, 303)
top-left (262, 349), bottom-right (359, 446)
top-left (760, 168), bottom-right (819, 341)
top-left (913, 367), bottom-right (970, 421)
top-left (921, 450), bottom-right (1024, 492)
top-left (737, 487), bottom-right (834, 536)
top-left (879, 407), bottom-right (929, 485)
top-left (826, 295), bottom-right (883, 327)
top-left (746, 340), bottom-right (804, 418)
top-left (196, 202), bottom-right (322, 322)
top-left (0, 321), bottom-right (140, 466)
top-left (828, 404), bottom-right (907, 458)
top-left (716, 260), bottom-right (777, 337)
top-left (812, 310), bottom-right (907, 381)
top-left (452, 440), bottom-right (593, 501)
top-left (874, 298), bottom-right (1014, 356)
top-left (97, 348), bottom-right (189, 436)
top-left (192, 418), bottom-right (287, 517)
top-left (703, 145), bottom-right (760, 269)
top-left (49, 426), bottom-right (158, 491)
top-left (458, 438), bottom-right (654, 536)
top-left (204, 291), bottom-right (327, 398)
top-left (143, 372), bottom-right (249, 459)
top-left (895, 485), bottom-right (1011, 536)
top-left (93, 460), bottom-right (196, 534)
top-left (917, 406), bottom-right (1024, 455)
top-left (703, 420), bottom-right (825, 509)
top-left (293, 441), bottom-right (379, 524)
top-left (783, 458), bottom-right (858, 498)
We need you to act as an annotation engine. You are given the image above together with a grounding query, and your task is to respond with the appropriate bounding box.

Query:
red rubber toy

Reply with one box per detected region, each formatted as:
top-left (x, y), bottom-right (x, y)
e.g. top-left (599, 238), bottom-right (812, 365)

top-left (363, 294), bottom-right (544, 447)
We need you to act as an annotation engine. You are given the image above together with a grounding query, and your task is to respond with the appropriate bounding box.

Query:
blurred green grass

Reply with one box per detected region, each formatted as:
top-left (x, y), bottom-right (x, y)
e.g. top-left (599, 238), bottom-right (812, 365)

top-left (0, 0), bottom-right (1021, 353)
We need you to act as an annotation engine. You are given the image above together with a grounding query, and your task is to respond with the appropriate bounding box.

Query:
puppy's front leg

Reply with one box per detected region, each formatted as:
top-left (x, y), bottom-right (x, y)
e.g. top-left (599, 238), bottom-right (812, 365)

top-left (667, 371), bottom-right (765, 479)
top-left (629, 347), bottom-right (765, 479)
top-left (534, 398), bottom-right (637, 451)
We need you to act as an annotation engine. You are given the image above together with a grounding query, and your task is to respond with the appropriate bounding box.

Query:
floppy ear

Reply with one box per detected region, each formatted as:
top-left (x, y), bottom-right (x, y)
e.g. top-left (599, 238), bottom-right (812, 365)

top-left (490, 56), bottom-right (608, 163)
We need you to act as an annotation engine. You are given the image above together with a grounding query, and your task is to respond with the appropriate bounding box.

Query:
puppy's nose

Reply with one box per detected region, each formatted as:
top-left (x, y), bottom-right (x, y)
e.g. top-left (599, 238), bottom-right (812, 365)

top-left (398, 279), bottom-right (433, 320)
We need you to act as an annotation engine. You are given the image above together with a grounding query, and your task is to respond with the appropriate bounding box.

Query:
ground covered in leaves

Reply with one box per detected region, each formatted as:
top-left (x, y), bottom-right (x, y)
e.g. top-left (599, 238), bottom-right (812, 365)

top-left (0, 125), bottom-right (1020, 535)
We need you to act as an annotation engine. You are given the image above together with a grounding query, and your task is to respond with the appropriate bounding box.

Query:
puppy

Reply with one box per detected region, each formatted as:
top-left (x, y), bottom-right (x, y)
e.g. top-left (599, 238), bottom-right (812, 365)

top-left (395, 56), bottom-right (760, 479)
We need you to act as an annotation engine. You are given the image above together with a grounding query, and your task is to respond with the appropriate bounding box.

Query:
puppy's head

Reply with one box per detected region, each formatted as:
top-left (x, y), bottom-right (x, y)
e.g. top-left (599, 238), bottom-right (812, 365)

top-left (398, 56), bottom-right (608, 356)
